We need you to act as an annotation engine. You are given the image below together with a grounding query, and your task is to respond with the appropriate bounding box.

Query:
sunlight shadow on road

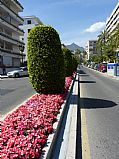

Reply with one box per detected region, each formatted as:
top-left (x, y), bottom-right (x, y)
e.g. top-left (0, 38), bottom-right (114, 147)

top-left (77, 69), bottom-right (90, 77)
top-left (80, 98), bottom-right (117, 109)
top-left (79, 81), bottom-right (96, 83)
top-left (79, 74), bottom-right (90, 77)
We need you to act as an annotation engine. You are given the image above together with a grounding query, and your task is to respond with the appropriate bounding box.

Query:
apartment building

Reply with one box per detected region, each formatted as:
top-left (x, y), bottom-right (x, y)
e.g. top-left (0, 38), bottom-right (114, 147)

top-left (106, 1), bottom-right (119, 34)
top-left (20, 16), bottom-right (43, 61)
top-left (0, 0), bottom-right (24, 73)
top-left (85, 40), bottom-right (98, 60)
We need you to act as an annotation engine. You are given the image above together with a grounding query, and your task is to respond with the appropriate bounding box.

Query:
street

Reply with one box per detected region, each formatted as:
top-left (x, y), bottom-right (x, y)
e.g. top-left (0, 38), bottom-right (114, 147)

top-left (0, 77), bottom-right (35, 116)
top-left (1, 67), bottom-right (119, 159)
top-left (80, 67), bottom-right (119, 159)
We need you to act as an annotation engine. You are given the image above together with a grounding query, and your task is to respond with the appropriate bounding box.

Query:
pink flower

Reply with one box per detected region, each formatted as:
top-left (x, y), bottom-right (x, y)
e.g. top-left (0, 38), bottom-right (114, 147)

top-left (0, 76), bottom-right (73, 158)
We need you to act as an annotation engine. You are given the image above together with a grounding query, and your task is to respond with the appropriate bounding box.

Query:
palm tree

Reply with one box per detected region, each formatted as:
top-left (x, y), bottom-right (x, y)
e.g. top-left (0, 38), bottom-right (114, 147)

top-left (97, 25), bottom-right (119, 63)
top-left (105, 36), bottom-right (116, 62)
top-left (111, 24), bottom-right (119, 50)
top-left (106, 24), bottom-right (119, 62)
top-left (97, 30), bottom-right (108, 62)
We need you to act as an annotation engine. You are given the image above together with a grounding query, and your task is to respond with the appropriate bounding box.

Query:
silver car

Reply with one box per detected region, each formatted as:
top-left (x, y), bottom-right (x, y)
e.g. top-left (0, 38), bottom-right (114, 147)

top-left (7, 67), bottom-right (28, 78)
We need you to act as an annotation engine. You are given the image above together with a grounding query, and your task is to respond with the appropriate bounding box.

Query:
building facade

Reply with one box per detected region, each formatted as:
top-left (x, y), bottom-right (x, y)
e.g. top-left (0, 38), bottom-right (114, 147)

top-left (0, 0), bottom-right (25, 73)
top-left (85, 40), bottom-right (98, 60)
top-left (106, 1), bottom-right (119, 34)
top-left (20, 16), bottom-right (43, 61)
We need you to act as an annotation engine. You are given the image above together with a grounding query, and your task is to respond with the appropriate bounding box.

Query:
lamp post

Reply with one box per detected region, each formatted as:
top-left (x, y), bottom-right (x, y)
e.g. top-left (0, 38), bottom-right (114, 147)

top-left (19, 45), bottom-right (25, 66)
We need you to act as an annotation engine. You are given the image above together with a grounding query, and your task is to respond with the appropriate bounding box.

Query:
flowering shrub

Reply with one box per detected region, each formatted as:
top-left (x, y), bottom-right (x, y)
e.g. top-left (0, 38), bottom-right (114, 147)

top-left (0, 76), bottom-right (73, 159)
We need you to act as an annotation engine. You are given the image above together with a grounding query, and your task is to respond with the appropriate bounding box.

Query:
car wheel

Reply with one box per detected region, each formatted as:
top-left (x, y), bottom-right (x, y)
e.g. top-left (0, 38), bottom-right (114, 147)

top-left (14, 73), bottom-right (20, 78)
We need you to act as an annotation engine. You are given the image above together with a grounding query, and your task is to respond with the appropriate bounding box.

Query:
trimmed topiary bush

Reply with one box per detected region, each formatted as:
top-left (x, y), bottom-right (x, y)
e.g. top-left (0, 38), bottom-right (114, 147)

top-left (72, 55), bottom-right (78, 72)
top-left (27, 25), bottom-right (65, 94)
top-left (62, 47), bottom-right (73, 77)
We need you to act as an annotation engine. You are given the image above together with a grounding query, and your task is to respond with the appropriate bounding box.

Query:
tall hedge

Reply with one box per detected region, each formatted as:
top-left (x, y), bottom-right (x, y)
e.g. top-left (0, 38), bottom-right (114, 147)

top-left (62, 47), bottom-right (73, 77)
top-left (72, 56), bottom-right (78, 72)
top-left (27, 25), bottom-right (65, 94)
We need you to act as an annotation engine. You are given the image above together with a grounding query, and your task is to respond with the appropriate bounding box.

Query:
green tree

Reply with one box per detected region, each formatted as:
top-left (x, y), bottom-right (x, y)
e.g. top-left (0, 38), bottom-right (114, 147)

top-left (62, 47), bottom-right (73, 76)
top-left (74, 49), bottom-right (81, 64)
top-left (97, 25), bottom-right (119, 63)
top-left (72, 55), bottom-right (78, 71)
top-left (97, 30), bottom-right (108, 62)
top-left (111, 24), bottom-right (119, 51)
top-left (27, 25), bottom-right (65, 94)
top-left (105, 36), bottom-right (116, 62)
top-left (91, 54), bottom-right (101, 63)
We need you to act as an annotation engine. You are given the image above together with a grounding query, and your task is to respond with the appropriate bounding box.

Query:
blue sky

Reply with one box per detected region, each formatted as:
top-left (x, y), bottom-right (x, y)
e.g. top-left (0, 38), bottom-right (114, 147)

top-left (19, 0), bottom-right (118, 47)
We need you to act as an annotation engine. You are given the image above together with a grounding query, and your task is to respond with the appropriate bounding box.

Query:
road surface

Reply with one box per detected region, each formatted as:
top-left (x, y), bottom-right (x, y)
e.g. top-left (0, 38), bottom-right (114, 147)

top-left (80, 67), bottom-right (119, 159)
top-left (0, 77), bottom-right (35, 116)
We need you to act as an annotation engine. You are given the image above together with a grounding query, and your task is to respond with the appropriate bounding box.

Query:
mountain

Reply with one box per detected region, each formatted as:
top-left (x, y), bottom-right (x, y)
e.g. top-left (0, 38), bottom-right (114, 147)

top-left (66, 43), bottom-right (84, 52)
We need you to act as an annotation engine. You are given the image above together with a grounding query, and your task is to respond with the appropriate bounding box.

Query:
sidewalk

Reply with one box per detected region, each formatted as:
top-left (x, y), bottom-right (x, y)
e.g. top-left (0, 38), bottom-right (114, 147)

top-left (99, 72), bottom-right (119, 81)
top-left (104, 72), bottom-right (119, 80)
top-left (87, 66), bottom-right (119, 80)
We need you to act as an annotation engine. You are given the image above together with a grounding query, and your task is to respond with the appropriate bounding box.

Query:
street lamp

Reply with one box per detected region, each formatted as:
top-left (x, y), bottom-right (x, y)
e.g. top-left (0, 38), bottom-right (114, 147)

top-left (19, 45), bottom-right (25, 66)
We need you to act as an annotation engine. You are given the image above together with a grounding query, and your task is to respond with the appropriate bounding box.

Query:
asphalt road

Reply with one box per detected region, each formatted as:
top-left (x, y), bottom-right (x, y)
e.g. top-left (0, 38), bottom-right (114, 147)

top-left (0, 77), bottom-right (35, 115)
top-left (79, 67), bottom-right (119, 159)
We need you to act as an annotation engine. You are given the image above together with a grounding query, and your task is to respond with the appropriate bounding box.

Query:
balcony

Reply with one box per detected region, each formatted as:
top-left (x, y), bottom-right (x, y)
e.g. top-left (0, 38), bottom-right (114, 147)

top-left (0, 0), bottom-right (24, 24)
top-left (0, 32), bottom-right (24, 45)
top-left (89, 46), bottom-right (93, 49)
top-left (0, 17), bottom-right (24, 35)
top-left (11, 0), bottom-right (23, 12)
top-left (0, 47), bottom-right (25, 57)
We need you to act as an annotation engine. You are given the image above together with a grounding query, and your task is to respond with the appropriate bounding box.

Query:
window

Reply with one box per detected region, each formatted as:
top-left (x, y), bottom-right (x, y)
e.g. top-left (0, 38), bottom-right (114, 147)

top-left (28, 29), bottom-right (31, 33)
top-left (0, 55), bottom-right (2, 66)
top-left (27, 20), bottom-right (31, 24)
top-left (22, 67), bottom-right (27, 71)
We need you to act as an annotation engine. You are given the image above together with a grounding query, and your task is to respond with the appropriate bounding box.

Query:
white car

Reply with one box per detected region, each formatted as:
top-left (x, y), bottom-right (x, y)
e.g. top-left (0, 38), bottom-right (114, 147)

top-left (7, 67), bottom-right (28, 78)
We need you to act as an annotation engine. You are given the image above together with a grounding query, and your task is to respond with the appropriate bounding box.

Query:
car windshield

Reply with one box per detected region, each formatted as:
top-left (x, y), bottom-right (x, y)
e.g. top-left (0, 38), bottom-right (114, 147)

top-left (15, 68), bottom-right (22, 70)
top-left (20, 67), bottom-right (27, 71)
top-left (102, 63), bottom-right (107, 66)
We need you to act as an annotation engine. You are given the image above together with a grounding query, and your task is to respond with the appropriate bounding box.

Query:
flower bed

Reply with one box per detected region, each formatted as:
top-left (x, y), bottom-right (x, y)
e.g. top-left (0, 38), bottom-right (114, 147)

top-left (0, 76), bottom-right (73, 159)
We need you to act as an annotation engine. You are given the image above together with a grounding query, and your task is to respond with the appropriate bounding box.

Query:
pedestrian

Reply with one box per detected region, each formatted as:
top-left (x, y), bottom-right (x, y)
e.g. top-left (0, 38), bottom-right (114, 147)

top-left (2, 64), bottom-right (6, 75)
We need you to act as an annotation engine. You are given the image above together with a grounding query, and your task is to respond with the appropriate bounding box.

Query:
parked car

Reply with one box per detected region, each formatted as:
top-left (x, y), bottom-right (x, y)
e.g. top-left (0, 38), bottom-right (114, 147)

top-left (94, 64), bottom-right (99, 70)
top-left (99, 63), bottom-right (107, 72)
top-left (90, 63), bottom-right (95, 69)
top-left (87, 64), bottom-right (91, 68)
top-left (7, 67), bottom-right (28, 78)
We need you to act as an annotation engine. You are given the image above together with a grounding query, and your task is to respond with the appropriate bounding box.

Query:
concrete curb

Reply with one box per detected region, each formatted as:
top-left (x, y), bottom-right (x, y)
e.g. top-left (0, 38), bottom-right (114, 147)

top-left (86, 66), bottom-right (119, 80)
top-left (0, 75), bottom-right (8, 79)
top-left (41, 73), bottom-right (77, 159)
top-left (65, 74), bottom-right (78, 159)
